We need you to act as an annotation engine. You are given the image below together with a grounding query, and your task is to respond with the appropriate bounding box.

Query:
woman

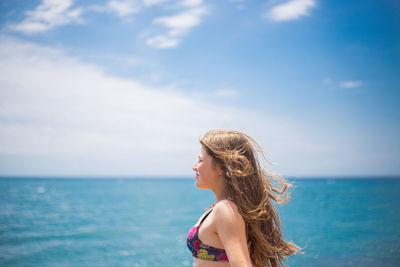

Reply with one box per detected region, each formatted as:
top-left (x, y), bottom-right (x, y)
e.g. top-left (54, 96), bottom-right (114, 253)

top-left (187, 129), bottom-right (299, 267)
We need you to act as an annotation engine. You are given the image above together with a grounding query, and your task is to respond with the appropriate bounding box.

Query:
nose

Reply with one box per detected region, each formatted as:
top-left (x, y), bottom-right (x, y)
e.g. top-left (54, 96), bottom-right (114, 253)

top-left (192, 161), bottom-right (197, 172)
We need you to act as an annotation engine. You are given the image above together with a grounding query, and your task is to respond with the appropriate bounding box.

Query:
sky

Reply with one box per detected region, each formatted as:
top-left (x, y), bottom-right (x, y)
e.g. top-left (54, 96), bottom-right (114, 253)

top-left (0, 0), bottom-right (399, 177)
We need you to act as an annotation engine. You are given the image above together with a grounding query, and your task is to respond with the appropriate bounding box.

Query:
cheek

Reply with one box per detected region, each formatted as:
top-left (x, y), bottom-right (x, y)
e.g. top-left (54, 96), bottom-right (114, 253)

top-left (197, 164), bottom-right (203, 173)
top-left (197, 164), bottom-right (208, 176)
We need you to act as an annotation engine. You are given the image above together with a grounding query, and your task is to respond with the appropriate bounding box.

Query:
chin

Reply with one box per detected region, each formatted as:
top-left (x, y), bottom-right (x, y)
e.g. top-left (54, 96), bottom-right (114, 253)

top-left (195, 182), bottom-right (208, 190)
top-left (195, 180), bottom-right (202, 188)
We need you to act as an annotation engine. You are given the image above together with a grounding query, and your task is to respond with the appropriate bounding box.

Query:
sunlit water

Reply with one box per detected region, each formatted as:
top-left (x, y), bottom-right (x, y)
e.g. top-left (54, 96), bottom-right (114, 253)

top-left (1, 177), bottom-right (399, 266)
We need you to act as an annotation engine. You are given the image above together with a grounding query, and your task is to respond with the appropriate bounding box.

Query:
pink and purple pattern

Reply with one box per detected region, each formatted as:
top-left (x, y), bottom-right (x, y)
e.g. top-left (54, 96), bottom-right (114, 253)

top-left (186, 212), bottom-right (229, 262)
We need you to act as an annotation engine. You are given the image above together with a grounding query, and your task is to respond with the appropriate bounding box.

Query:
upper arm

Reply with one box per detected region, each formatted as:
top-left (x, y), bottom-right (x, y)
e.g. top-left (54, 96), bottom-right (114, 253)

top-left (214, 201), bottom-right (253, 267)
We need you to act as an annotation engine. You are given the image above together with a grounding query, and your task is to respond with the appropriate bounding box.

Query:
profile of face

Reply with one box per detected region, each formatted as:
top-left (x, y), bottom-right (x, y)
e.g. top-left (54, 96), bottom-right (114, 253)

top-left (192, 145), bottom-right (223, 190)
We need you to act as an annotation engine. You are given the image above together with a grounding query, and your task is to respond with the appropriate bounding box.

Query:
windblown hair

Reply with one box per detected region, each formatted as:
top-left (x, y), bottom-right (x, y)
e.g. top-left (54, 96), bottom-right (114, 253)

top-left (200, 129), bottom-right (299, 267)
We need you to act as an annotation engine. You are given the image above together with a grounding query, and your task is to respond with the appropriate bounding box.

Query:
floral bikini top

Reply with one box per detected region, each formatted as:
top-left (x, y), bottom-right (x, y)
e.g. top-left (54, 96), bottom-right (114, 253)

top-left (187, 209), bottom-right (229, 262)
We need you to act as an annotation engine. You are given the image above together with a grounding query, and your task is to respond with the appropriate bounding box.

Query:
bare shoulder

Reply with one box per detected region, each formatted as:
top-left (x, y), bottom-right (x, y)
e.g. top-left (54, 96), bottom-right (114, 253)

top-left (213, 199), bottom-right (244, 226)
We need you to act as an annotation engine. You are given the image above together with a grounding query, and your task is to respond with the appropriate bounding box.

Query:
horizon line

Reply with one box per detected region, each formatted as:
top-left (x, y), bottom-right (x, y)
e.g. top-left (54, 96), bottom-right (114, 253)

top-left (1, 175), bottom-right (399, 180)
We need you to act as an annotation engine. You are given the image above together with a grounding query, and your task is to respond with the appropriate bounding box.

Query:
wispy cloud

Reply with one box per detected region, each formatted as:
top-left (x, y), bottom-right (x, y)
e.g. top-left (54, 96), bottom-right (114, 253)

top-left (323, 78), bottom-right (363, 90)
top-left (108, 0), bottom-right (140, 17)
top-left (145, 34), bottom-right (180, 49)
top-left (142, 0), bottom-right (168, 7)
top-left (339, 80), bottom-right (363, 89)
top-left (89, 0), bottom-right (141, 18)
top-left (264, 0), bottom-right (316, 22)
top-left (180, 0), bottom-right (204, 8)
top-left (154, 7), bottom-right (206, 32)
top-left (6, 0), bottom-right (207, 48)
top-left (7, 0), bottom-right (82, 33)
top-left (146, 6), bottom-right (208, 48)
top-left (87, 0), bottom-right (208, 48)
top-left (0, 36), bottom-right (311, 176)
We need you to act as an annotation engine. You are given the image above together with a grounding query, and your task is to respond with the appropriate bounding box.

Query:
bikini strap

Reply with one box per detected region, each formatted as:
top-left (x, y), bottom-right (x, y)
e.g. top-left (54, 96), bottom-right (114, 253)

top-left (199, 209), bottom-right (213, 225)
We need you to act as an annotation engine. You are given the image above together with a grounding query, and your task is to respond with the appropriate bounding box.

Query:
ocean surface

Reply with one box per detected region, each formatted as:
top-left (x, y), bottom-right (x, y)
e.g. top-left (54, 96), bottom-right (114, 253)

top-left (1, 177), bottom-right (399, 267)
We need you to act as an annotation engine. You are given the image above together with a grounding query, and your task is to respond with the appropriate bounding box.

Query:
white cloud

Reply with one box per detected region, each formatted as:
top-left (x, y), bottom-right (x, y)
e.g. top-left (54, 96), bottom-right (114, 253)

top-left (0, 36), bottom-right (314, 176)
top-left (146, 34), bottom-right (179, 48)
top-left (339, 80), bottom-right (363, 89)
top-left (7, 0), bottom-right (82, 33)
top-left (146, 7), bottom-right (208, 48)
top-left (108, 0), bottom-right (140, 17)
top-left (180, 0), bottom-right (203, 8)
top-left (6, 0), bottom-right (206, 48)
top-left (89, 0), bottom-right (140, 18)
top-left (142, 0), bottom-right (168, 6)
top-left (154, 7), bottom-right (206, 30)
top-left (265, 0), bottom-right (316, 22)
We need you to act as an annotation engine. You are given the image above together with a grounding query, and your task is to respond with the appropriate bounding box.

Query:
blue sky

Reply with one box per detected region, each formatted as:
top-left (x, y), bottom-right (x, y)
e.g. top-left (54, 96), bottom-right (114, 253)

top-left (0, 0), bottom-right (399, 177)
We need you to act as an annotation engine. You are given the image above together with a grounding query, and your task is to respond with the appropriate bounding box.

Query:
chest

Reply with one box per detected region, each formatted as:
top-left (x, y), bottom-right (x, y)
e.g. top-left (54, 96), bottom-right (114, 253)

top-left (196, 214), bottom-right (224, 249)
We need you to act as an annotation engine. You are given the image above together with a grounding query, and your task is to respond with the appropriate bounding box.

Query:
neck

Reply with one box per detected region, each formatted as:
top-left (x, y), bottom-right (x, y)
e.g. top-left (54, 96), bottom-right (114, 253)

top-left (212, 176), bottom-right (229, 203)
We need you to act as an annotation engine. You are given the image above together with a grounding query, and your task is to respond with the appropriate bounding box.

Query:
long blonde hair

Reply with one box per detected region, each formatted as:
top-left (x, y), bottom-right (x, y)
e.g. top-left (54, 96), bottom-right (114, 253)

top-left (200, 129), bottom-right (299, 267)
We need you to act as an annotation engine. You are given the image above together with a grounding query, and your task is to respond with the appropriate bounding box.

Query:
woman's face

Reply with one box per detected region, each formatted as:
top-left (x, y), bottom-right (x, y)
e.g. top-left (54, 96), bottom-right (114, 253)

top-left (192, 145), bottom-right (221, 189)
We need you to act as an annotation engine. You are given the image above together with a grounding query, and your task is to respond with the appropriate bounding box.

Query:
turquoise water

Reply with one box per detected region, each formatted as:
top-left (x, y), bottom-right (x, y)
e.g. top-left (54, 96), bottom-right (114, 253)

top-left (1, 177), bottom-right (399, 266)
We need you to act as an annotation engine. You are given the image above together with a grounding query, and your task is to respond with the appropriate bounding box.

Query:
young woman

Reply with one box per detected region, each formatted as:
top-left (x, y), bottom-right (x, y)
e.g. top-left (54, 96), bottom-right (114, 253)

top-left (187, 130), bottom-right (299, 267)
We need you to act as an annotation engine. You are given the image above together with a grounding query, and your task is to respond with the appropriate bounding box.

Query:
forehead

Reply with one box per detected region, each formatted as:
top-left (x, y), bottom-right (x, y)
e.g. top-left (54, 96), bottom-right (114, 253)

top-left (199, 145), bottom-right (210, 158)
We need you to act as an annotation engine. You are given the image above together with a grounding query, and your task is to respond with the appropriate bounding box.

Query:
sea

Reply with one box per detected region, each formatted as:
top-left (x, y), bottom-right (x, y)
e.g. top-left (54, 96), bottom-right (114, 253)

top-left (1, 177), bottom-right (399, 267)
